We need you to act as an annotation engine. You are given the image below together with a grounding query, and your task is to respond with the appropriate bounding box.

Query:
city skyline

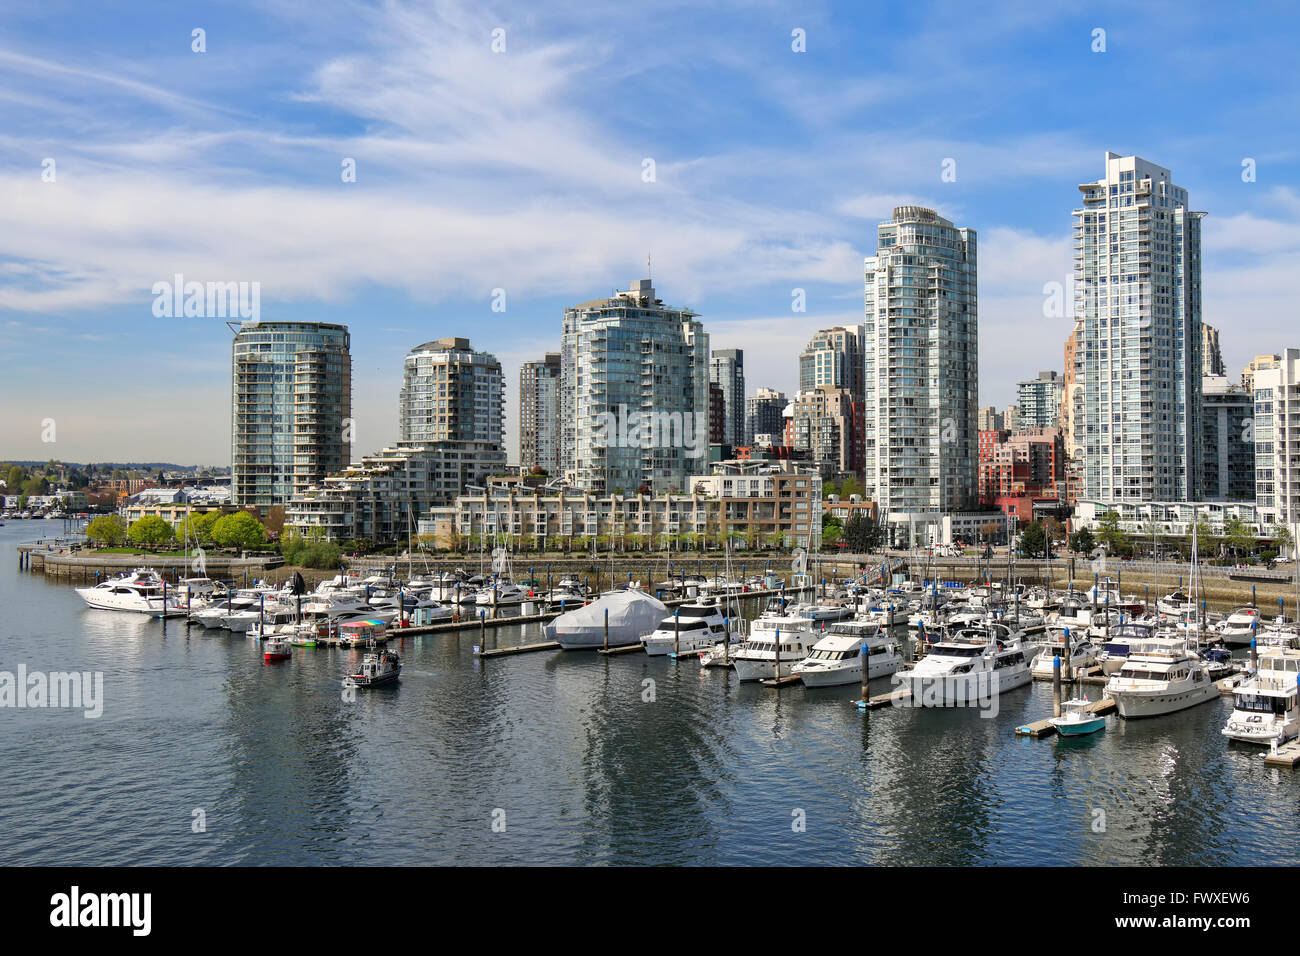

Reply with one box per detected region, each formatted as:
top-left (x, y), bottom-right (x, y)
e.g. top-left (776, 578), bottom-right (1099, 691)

top-left (3, 2), bottom-right (1299, 465)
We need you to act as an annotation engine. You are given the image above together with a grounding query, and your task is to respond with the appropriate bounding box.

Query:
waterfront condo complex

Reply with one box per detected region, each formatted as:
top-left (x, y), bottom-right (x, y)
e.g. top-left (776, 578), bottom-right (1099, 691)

top-left (230, 321), bottom-right (352, 508)
top-left (862, 206), bottom-right (979, 540)
top-left (1074, 152), bottom-right (1206, 503)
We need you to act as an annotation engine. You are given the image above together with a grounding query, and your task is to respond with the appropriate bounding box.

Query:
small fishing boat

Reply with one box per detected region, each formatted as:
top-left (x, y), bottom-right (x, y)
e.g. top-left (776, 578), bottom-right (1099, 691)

top-left (263, 638), bottom-right (292, 662)
top-left (1049, 698), bottom-right (1107, 736)
top-left (343, 648), bottom-right (401, 688)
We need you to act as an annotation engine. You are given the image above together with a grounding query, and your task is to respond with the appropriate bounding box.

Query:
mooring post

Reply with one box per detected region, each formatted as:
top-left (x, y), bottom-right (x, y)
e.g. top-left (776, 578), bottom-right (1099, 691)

top-left (1052, 654), bottom-right (1062, 718)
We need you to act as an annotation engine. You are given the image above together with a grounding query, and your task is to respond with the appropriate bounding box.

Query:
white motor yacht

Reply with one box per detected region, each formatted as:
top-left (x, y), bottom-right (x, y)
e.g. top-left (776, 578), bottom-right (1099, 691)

top-left (74, 568), bottom-right (177, 614)
top-left (904, 624), bottom-right (1033, 705)
top-left (732, 616), bottom-right (820, 682)
top-left (1104, 638), bottom-right (1220, 719)
top-left (475, 582), bottom-right (529, 606)
top-left (1218, 606), bottom-right (1263, 646)
top-left (642, 602), bottom-right (732, 656)
top-left (1222, 648), bottom-right (1300, 745)
top-left (1030, 626), bottom-right (1101, 679)
top-left (794, 621), bottom-right (903, 687)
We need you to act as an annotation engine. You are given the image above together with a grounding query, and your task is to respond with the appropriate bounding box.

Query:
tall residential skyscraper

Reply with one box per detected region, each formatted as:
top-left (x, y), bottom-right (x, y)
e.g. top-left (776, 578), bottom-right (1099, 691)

top-left (1017, 371), bottom-right (1064, 429)
top-left (231, 320), bottom-right (351, 508)
top-left (399, 337), bottom-right (504, 447)
top-left (799, 326), bottom-right (863, 395)
top-left (709, 348), bottom-right (745, 448)
top-left (1074, 152), bottom-right (1205, 502)
top-left (520, 353), bottom-right (562, 474)
top-left (1062, 322), bottom-right (1085, 459)
top-left (1202, 374), bottom-right (1254, 501)
top-left (560, 279), bottom-right (709, 494)
top-left (1253, 349), bottom-right (1300, 540)
top-left (744, 387), bottom-right (787, 445)
top-left (1202, 322), bottom-right (1225, 376)
top-left (862, 206), bottom-right (978, 527)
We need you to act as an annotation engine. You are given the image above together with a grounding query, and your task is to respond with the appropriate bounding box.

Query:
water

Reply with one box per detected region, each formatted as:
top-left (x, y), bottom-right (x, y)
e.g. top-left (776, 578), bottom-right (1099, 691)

top-left (2, 520), bottom-right (1297, 865)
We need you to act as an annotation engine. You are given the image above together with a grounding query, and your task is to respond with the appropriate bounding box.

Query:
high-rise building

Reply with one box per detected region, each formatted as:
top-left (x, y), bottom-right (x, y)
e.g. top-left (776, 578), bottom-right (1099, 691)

top-left (708, 382), bottom-right (726, 445)
top-left (799, 326), bottom-right (862, 395)
top-left (863, 206), bottom-right (978, 532)
top-left (1252, 349), bottom-right (1300, 543)
top-left (288, 336), bottom-right (506, 542)
top-left (1016, 371), bottom-right (1064, 429)
top-left (399, 337), bottom-right (504, 447)
top-left (789, 386), bottom-right (857, 476)
top-left (1062, 322), bottom-right (1084, 459)
top-left (709, 348), bottom-right (745, 448)
top-left (1074, 152), bottom-right (1205, 502)
top-left (231, 320), bottom-right (351, 508)
top-left (978, 406), bottom-right (1004, 432)
top-left (1243, 354), bottom-right (1281, 392)
top-left (1202, 374), bottom-right (1255, 501)
top-left (560, 279), bottom-right (709, 494)
top-left (520, 353), bottom-right (562, 474)
top-left (744, 387), bottom-right (787, 445)
top-left (1202, 322), bottom-right (1225, 376)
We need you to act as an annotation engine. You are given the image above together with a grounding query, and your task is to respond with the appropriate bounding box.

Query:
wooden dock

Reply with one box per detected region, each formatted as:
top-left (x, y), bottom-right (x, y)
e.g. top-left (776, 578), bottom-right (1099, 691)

top-left (1263, 740), bottom-right (1300, 768)
top-left (1015, 697), bottom-right (1116, 738)
top-left (476, 641), bottom-right (561, 658)
top-left (598, 643), bottom-right (645, 656)
top-left (760, 672), bottom-right (802, 688)
top-left (856, 688), bottom-right (909, 710)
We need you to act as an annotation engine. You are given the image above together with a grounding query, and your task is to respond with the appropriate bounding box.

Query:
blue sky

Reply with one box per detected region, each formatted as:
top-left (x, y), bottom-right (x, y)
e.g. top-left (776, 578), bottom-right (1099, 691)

top-left (2, 0), bottom-right (1298, 465)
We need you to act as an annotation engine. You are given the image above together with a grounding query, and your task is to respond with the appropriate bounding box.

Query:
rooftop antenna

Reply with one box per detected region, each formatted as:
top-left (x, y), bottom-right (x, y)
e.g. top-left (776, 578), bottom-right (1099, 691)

top-left (647, 250), bottom-right (652, 283)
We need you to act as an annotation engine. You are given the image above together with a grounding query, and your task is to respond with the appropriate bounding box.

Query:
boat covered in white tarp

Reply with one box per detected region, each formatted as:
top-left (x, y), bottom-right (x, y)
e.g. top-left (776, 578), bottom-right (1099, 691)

top-left (545, 590), bottom-right (668, 650)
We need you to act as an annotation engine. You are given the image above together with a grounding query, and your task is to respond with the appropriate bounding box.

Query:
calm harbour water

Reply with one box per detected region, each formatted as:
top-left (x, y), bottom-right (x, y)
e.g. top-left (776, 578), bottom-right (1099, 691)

top-left (2, 520), bottom-right (1298, 866)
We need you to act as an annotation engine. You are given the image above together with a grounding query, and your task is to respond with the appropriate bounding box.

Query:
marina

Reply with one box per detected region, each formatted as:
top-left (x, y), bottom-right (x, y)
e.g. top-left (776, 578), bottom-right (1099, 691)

top-left (6, 523), bottom-right (1300, 866)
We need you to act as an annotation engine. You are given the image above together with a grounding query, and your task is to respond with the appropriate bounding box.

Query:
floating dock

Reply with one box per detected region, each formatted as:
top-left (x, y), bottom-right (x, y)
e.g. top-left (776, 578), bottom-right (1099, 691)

top-left (476, 641), bottom-right (562, 658)
top-left (759, 672), bottom-right (802, 688)
top-left (856, 688), bottom-right (910, 711)
top-left (1263, 740), bottom-right (1300, 768)
top-left (598, 643), bottom-right (645, 656)
top-left (1015, 697), bottom-right (1117, 738)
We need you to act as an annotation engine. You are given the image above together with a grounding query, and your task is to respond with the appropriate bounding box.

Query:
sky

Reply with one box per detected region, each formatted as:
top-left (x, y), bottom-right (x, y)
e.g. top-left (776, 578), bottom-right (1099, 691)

top-left (2, 0), bottom-right (1298, 466)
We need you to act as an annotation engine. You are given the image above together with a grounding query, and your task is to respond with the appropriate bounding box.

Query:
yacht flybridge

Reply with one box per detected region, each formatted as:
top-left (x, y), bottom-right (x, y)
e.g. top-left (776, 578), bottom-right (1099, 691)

top-left (1222, 648), bottom-right (1300, 745)
top-left (793, 621), bottom-right (903, 687)
top-left (903, 623), bottom-right (1033, 706)
top-left (1104, 638), bottom-right (1219, 719)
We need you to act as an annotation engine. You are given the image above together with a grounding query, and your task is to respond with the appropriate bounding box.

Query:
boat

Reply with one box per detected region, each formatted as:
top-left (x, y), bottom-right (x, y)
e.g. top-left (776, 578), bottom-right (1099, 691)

top-left (1156, 589), bottom-right (1196, 617)
top-left (1030, 626), bottom-right (1101, 679)
top-left (74, 568), bottom-right (180, 614)
top-left (1200, 647), bottom-right (1236, 681)
top-left (1104, 637), bottom-right (1220, 719)
top-left (263, 638), bottom-right (292, 662)
top-left (544, 589), bottom-right (668, 649)
top-left (1098, 622), bottom-right (1159, 675)
top-left (904, 623), bottom-right (1033, 705)
top-left (642, 602), bottom-right (734, 656)
top-left (1218, 606), bottom-right (1262, 646)
top-left (337, 619), bottom-right (389, 647)
top-left (793, 620), bottom-right (903, 687)
top-left (343, 648), bottom-right (401, 688)
top-left (474, 581), bottom-right (529, 606)
top-left (1049, 697), bottom-right (1107, 736)
top-left (1222, 648), bottom-right (1300, 745)
top-left (732, 616), bottom-right (820, 682)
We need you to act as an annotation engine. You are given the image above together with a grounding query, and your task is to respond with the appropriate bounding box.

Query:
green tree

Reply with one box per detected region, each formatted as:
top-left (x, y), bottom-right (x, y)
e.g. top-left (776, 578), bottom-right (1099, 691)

top-left (1224, 518), bottom-right (1255, 560)
top-left (1069, 527), bottom-right (1095, 554)
top-left (1017, 521), bottom-right (1047, 557)
top-left (211, 511), bottom-right (267, 550)
top-left (85, 514), bottom-right (127, 547)
top-left (1096, 510), bottom-right (1128, 554)
top-left (1273, 524), bottom-right (1294, 560)
top-left (128, 515), bottom-right (174, 548)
